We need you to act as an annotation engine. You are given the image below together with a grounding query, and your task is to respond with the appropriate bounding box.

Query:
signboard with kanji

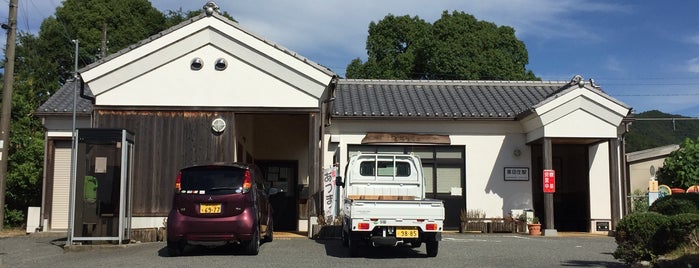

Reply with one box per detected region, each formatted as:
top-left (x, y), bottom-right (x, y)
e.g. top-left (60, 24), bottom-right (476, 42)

top-left (543, 169), bottom-right (555, 193)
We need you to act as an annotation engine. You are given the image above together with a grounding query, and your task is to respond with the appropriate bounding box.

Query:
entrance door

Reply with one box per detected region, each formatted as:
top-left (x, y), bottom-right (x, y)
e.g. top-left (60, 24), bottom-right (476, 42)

top-left (51, 141), bottom-right (72, 231)
top-left (423, 163), bottom-right (464, 229)
top-left (532, 144), bottom-right (590, 231)
top-left (257, 161), bottom-right (298, 231)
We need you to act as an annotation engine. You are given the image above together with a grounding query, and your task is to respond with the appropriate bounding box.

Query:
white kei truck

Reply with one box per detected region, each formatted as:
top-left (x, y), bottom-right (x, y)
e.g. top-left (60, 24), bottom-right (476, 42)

top-left (336, 153), bottom-right (445, 257)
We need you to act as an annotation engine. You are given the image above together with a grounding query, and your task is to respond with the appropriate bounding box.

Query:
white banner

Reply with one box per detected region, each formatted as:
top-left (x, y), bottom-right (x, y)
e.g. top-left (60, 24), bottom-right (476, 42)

top-left (322, 167), bottom-right (337, 224)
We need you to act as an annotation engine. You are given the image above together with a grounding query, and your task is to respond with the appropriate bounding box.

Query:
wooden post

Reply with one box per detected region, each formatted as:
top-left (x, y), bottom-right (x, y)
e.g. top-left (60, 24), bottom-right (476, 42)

top-left (543, 138), bottom-right (557, 236)
top-left (609, 138), bottom-right (621, 230)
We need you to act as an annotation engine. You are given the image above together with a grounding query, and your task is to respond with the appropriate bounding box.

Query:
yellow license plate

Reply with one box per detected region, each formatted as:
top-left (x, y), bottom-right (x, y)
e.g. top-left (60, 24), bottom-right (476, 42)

top-left (200, 203), bottom-right (221, 214)
top-left (396, 227), bottom-right (419, 238)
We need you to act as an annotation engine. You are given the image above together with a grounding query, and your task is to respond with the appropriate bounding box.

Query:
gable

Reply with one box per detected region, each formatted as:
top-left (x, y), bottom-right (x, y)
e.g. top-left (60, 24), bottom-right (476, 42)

top-left (521, 86), bottom-right (631, 142)
top-left (80, 14), bottom-right (335, 108)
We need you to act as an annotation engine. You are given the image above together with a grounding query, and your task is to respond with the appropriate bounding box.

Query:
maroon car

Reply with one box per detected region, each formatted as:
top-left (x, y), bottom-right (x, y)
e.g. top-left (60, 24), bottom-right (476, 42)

top-left (166, 163), bottom-right (277, 256)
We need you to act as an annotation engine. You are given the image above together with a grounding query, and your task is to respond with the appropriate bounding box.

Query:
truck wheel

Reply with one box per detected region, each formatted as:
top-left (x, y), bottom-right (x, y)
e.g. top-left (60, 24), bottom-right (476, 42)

top-left (341, 230), bottom-right (349, 247)
top-left (242, 229), bottom-right (260, 255)
top-left (426, 241), bottom-right (438, 257)
top-left (348, 232), bottom-right (360, 257)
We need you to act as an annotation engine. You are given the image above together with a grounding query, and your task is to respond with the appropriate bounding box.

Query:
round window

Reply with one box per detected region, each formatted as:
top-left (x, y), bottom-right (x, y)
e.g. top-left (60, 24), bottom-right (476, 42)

top-left (211, 118), bottom-right (226, 133)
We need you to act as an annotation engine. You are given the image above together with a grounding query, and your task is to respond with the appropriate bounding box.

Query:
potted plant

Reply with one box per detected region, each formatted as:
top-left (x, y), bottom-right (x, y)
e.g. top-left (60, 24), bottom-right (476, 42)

top-left (527, 216), bottom-right (541, 236)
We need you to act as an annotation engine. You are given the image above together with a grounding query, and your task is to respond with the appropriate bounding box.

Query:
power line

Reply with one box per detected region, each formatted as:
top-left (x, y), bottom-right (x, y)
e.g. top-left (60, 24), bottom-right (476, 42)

top-left (614, 93), bottom-right (699, 97)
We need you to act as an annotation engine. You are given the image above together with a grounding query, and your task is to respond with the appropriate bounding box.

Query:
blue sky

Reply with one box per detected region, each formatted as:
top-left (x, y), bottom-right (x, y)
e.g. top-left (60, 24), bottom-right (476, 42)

top-left (2, 0), bottom-right (698, 117)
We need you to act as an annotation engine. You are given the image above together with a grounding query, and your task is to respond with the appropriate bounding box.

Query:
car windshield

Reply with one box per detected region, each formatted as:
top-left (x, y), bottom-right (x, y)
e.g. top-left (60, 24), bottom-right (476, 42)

top-left (179, 166), bottom-right (246, 195)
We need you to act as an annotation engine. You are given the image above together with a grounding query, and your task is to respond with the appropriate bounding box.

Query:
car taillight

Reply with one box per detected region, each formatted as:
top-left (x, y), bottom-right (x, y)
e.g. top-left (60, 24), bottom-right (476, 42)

top-left (426, 223), bottom-right (438, 231)
top-left (175, 171), bottom-right (182, 192)
top-left (358, 222), bottom-right (370, 230)
top-left (242, 170), bottom-right (252, 193)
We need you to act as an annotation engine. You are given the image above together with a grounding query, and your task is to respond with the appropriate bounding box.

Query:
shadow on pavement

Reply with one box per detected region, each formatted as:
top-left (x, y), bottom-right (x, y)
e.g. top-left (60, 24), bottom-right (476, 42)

top-left (314, 237), bottom-right (429, 259)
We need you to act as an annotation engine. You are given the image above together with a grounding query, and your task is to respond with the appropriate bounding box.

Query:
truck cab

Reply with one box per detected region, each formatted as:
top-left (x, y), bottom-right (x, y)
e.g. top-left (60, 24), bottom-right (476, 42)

top-left (337, 153), bottom-right (444, 257)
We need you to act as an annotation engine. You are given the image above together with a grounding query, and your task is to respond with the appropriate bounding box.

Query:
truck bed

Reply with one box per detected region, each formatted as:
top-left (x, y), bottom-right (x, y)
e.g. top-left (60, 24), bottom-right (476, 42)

top-left (344, 198), bottom-right (444, 221)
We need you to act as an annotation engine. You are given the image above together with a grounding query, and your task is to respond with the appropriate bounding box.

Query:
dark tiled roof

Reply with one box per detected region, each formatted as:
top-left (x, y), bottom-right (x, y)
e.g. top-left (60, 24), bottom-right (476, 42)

top-left (332, 79), bottom-right (569, 119)
top-left (35, 79), bottom-right (94, 116)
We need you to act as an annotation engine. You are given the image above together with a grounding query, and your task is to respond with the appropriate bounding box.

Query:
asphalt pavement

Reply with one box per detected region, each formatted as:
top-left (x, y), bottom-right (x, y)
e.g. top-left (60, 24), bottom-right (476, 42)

top-left (0, 231), bottom-right (629, 268)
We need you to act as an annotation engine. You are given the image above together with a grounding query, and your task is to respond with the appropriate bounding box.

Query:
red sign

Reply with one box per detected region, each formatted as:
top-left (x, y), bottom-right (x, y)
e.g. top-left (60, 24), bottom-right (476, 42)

top-left (543, 169), bottom-right (556, 193)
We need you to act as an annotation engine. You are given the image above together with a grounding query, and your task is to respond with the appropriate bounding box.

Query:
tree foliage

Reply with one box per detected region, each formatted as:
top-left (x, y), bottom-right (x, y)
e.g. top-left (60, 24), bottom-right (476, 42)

top-left (625, 110), bottom-right (699, 152)
top-left (657, 137), bottom-right (699, 188)
top-left (0, 0), bottom-right (207, 227)
top-left (346, 11), bottom-right (539, 80)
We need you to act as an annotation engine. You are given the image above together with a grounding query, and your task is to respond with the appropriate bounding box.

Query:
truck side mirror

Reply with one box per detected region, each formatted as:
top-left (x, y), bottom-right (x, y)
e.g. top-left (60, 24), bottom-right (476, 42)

top-left (335, 176), bottom-right (344, 187)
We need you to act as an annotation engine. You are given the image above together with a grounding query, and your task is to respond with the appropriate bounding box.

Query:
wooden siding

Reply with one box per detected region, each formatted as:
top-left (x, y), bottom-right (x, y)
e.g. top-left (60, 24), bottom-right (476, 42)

top-left (96, 110), bottom-right (236, 216)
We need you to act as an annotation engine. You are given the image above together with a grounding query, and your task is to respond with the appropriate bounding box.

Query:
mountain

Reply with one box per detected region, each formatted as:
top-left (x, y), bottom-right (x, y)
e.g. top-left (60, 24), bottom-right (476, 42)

top-left (625, 110), bottom-right (699, 152)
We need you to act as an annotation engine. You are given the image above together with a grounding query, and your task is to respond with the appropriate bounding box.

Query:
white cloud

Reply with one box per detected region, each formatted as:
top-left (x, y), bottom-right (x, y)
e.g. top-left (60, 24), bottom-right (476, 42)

top-left (688, 57), bottom-right (699, 73)
top-left (1, 0), bottom-right (631, 75)
top-left (605, 57), bottom-right (624, 73)
top-left (690, 35), bottom-right (699, 45)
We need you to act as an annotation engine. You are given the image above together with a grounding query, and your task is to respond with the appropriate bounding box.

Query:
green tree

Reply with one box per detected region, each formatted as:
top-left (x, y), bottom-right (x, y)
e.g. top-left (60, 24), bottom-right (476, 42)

top-left (657, 137), bottom-right (699, 188)
top-left (37, 0), bottom-right (167, 81)
top-left (625, 110), bottom-right (699, 153)
top-left (0, 0), bottom-right (203, 227)
top-left (347, 11), bottom-right (539, 80)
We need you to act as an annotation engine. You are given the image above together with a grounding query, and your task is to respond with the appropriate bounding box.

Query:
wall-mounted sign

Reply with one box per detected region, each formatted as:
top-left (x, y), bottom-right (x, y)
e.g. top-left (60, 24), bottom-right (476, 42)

top-left (504, 167), bottom-right (529, 181)
top-left (543, 169), bottom-right (555, 193)
top-left (648, 180), bottom-right (659, 192)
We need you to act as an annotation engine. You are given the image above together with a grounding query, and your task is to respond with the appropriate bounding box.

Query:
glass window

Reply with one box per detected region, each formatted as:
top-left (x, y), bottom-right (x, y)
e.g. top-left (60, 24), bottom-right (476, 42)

top-left (180, 166), bottom-right (245, 195)
top-left (377, 146), bottom-right (404, 154)
top-left (423, 165), bottom-right (434, 194)
top-left (407, 147), bottom-right (434, 160)
top-left (436, 150), bottom-right (462, 159)
top-left (436, 167), bottom-right (461, 193)
top-left (359, 161), bottom-right (411, 177)
top-left (349, 146), bottom-right (376, 158)
top-left (359, 161), bottom-right (375, 176)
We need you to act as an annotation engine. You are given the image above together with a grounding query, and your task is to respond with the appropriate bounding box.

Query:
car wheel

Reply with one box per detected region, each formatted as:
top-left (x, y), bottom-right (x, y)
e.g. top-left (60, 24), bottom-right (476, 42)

top-left (242, 229), bottom-right (260, 255)
top-left (263, 219), bottom-right (274, 243)
top-left (167, 240), bottom-right (184, 257)
top-left (426, 241), bottom-right (438, 257)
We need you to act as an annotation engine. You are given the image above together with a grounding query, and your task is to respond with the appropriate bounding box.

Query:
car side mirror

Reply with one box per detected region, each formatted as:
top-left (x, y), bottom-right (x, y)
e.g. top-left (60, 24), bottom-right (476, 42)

top-left (335, 176), bottom-right (344, 187)
top-left (268, 187), bottom-right (280, 196)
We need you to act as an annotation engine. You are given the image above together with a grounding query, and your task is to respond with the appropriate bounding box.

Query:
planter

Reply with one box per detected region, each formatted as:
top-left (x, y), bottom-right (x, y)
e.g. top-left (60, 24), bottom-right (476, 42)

top-left (460, 221), bottom-right (487, 233)
top-left (671, 188), bottom-right (685, 194)
top-left (527, 223), bottom-right (542, 236)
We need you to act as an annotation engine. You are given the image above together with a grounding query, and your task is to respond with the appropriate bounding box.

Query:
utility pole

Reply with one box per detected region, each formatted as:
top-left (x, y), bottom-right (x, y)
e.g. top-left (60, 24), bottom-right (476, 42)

top-left (0, 0), bottom-right (19, 230)
top-left (100, 23), bottom-right (107, 59)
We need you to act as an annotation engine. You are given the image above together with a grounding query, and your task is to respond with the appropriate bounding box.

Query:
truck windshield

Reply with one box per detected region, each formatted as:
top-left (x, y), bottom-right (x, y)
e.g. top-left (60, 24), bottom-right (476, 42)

top-left (359, 161), bottom-right (411, 177)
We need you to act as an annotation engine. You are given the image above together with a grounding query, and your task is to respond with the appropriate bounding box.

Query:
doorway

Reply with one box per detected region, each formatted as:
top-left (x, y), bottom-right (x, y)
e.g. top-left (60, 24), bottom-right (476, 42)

top-left (257, 161), bottom-right (298, 231)
top-left (532, 144), bottom-right (590, 231)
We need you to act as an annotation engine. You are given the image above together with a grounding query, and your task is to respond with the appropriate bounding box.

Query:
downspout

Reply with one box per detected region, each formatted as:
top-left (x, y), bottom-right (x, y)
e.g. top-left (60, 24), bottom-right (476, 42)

top-left (620, 115), bottom-right (633, 217)
top-left (39, 128), bottom-right (48, 232)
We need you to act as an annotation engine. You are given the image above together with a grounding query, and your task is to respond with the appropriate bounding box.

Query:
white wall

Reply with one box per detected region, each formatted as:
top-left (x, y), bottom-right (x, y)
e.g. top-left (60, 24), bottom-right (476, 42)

top-left (629, 159), bottom-right (665, 193)
top-left (588, 142), bottom-right (612, 221)
top-left (452, 134), bottom-right (533, 218)
top-left (325, 120), bottom-right (533, 218)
